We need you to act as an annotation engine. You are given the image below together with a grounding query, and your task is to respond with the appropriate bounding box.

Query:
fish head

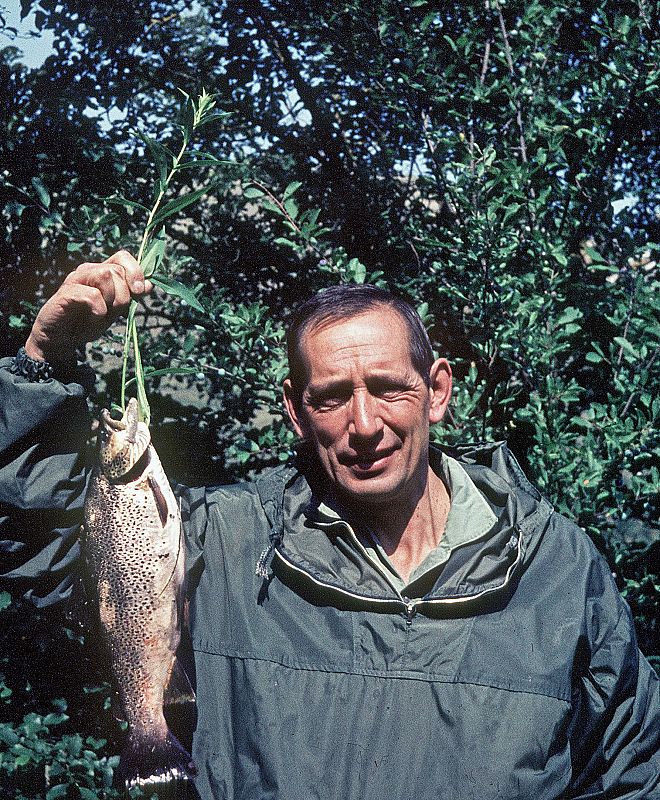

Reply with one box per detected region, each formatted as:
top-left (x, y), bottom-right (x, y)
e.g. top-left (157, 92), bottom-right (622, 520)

top-left (99, 398), bottom-right (151, 481)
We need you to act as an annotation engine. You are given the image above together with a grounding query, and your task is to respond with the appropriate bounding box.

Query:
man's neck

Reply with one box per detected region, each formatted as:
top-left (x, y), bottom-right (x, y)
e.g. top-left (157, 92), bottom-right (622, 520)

top-left (351, 467), bottom-right (451, 585)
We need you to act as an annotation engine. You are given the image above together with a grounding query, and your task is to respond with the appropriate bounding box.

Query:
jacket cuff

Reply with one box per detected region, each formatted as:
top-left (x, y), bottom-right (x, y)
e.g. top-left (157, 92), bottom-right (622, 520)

top-left (2, 351), bottom-right (95, 393)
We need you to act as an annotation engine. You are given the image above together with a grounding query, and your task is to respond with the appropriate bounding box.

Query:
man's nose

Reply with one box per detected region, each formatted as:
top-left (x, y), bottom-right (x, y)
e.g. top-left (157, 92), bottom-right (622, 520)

top-left (348, 391), bottom-right (382, 438)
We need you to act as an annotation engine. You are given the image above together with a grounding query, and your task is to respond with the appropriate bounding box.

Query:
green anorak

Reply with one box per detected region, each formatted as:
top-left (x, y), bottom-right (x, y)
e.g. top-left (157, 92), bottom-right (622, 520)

top-left (1, 360), bottom-right (658, 799)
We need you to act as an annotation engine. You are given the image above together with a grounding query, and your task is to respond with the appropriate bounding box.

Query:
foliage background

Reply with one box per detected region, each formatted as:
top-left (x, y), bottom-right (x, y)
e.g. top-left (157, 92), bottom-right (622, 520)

top-left (1, 0), bottom-right (658, 796)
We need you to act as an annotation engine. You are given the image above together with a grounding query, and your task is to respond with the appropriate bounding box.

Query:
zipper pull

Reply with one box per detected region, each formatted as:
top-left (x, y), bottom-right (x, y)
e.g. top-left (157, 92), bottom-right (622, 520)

top-left (403, 598), bottom-right (416, 625)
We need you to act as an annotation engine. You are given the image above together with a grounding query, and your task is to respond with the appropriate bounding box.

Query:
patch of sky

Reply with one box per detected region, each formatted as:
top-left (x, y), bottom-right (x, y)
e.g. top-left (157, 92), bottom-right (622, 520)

top-left (1, 0), bottom-right (55, 67)
top-left (279, 88), bottom-right (312, 127)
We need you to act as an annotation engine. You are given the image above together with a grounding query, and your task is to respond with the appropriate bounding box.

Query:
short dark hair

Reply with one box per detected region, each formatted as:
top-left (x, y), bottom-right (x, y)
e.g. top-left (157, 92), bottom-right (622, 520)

top-left (286, 284), bottom-right (434, 394)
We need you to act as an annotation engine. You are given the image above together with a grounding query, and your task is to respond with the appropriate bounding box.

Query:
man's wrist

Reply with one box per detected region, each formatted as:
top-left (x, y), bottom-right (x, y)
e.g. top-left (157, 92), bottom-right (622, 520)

top-left (24, 333), bottom-right (77, 367)
top-left (23, 337), bottom-right (49, 363)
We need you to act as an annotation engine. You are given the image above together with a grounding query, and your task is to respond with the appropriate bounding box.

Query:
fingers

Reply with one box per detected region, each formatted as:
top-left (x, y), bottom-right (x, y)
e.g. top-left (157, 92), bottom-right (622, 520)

top-left (102, 250), bottom-right (152, 296)
top-left (62, 250), bottom-right (151, 317)
top-left (27, 251), bottom-right (155, 363)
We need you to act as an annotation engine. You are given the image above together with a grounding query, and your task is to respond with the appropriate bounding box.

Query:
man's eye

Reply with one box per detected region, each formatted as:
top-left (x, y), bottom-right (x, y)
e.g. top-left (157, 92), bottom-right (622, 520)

top-left (308, 392), bottom-right (349, 410)
top-left (372, 383), bottom-right (404, 398)
top-left (316, 396), bottom-right (346, 409)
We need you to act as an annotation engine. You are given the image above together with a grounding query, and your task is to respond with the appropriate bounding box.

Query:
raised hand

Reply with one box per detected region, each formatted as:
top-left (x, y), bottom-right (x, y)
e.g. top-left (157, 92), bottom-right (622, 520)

top-left (25, 251), bottom-right (152, 363)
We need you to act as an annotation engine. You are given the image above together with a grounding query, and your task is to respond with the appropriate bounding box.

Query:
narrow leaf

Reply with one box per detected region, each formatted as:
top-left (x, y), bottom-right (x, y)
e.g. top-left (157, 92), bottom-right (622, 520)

top-left (136, 130), bottom-right (172, 189)
top-left (194, 112), bottom-right (231, 128)
top-left (31, 176), bottom-right (50, 209)
top-left (147, 186), bottom-right (214, 230)
top-left (140, 228), bottom-right (166, 277)
top-left (105, 196), bottom-right (150, 213)
top-left (125, 367), bottom-right (200, 387)
top-left (175, 158), bottom-right (229, 172)
top-left (151, 275), bottom-right (205, 312)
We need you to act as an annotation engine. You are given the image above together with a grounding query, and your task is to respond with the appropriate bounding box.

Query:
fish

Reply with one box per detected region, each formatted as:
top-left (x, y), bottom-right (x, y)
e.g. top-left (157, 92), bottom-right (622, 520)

top-left (82, 397), bottom-right (196, 793)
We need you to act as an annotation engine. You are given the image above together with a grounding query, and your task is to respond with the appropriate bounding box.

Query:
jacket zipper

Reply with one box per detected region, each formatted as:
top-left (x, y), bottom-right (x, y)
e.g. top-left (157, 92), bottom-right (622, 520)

top-left (272, 527), bottom-right (523, 619)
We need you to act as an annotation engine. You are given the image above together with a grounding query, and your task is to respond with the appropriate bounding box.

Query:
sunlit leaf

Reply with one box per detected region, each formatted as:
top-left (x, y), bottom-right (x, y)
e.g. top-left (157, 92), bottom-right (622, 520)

top-left (140, 228), bottom-right (166, 277)
top-left (151, 275), bottom-right (206, 312)
top-left (243, 186), bottom-right (265, 199)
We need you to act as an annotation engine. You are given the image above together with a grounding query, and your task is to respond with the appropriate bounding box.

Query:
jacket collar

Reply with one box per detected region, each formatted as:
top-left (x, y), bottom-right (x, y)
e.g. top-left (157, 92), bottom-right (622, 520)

top-left (257, 442), bottom-right (553, 609)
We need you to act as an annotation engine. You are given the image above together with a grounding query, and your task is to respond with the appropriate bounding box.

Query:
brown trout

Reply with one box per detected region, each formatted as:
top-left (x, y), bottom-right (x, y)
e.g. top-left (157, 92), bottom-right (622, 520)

top-left (83, 398), bottom-right (195, 792)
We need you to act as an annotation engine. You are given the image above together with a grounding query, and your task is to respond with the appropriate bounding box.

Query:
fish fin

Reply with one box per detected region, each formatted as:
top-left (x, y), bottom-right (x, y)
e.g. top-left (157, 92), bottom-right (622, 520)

top-left (164, 658), bottom-right (196, 707)
top-left (117, 729), bottom-right (196, 794)
top-left (148, 474), bottom-right (169, 527)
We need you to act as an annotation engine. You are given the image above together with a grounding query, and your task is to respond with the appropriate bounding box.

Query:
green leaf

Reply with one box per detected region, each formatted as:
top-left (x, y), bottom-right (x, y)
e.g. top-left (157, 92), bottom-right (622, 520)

top-left (273, 237), bottom-right (297, 248)
top-left (243, 186), bottom-right (265, 199)
top-left (46, 785), bottom-right (69, 799)
top-left (347, 258), bottom-right (366, 284)
top-left (0, 725), bottom-right (19, 746)
top-left (555, 307), bottom-right (583, 326)
top-left (105, 196), bottom-right (150, 214)
top-left (31, 176), bottom-right (50, 209)
top-left (283, 181), bottom-right (303, 200)
top-left (175, 157), bottom-right (229, 171)
top-left (586, 352), bottom-right (604, 363)
top-left (148, 185), bottom-right (215, 230)
top-left (125, 367), bottom-right (200, 387)
top-left (151, 275), bottom-right (205, 313)
top-left (43, 712), bottom-right (68, 726)
top-left (78, 788), bottom-right (100, 800)
top-left (583, 246), bottom-right (608, 265)
top-left (283, 198), bottom-right (299, 220)
top-left (261, 198), bottom-right (283, 216)
top-left (0, 590), bottom-right (12, 611)
top-left (136, 130), bottom-right (172, 190)
top-left (140, 228), bottom-right (166, 277)
top-left (194, 112), bottom-right (231, 129)
top-left (613, 337), bottom-right (639, 359)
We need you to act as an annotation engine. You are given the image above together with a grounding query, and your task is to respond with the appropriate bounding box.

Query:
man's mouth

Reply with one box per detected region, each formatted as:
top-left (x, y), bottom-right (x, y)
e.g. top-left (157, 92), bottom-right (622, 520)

top-left (344, 449), bottom-right (396, 472)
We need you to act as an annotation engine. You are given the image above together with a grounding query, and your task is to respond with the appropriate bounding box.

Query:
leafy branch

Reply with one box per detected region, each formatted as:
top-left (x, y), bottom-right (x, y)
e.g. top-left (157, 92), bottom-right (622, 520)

top-left (116, 89), bottom-right (229, 424)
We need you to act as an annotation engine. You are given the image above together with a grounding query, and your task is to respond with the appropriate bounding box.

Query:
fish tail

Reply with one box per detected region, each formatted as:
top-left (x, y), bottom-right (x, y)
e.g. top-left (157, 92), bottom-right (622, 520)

top-left (117, 729), bottom-right (196, 795)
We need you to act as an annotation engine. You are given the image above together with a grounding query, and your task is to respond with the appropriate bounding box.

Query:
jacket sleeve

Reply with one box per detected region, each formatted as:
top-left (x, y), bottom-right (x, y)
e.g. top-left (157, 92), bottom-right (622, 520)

top-left (569, 552), bottom-right (660, 798)
top-left (0, 357), bottom-right (94, 607)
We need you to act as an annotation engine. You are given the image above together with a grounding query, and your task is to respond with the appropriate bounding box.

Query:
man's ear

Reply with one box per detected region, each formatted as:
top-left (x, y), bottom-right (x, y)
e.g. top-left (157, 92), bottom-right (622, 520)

top-left (283, 378), bottom-right (306, 438)
top-left (428, 358), bottom-right (452, 424)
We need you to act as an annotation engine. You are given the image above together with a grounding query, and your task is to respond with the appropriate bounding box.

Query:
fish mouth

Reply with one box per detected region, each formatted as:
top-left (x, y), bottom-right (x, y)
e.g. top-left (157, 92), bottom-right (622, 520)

top-left (101, 410), bottom-right (127, 432)
top-left (101, 399), bottom-right (140, 443)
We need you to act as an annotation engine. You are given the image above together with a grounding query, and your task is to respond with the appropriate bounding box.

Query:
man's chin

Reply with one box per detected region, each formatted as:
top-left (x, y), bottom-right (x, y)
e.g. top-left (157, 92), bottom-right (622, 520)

top-left (334, 471), bottom-right (404, 507)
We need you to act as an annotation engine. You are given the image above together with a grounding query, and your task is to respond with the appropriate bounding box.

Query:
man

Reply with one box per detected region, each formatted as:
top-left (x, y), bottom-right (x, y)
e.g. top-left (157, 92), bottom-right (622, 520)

top-left (1, 252), bottom-right (659, 799)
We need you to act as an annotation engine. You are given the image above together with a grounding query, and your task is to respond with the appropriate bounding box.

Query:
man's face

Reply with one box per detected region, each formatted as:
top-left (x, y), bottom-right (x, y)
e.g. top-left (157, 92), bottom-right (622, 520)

top-left (283, 308), bottom-right (451, 508)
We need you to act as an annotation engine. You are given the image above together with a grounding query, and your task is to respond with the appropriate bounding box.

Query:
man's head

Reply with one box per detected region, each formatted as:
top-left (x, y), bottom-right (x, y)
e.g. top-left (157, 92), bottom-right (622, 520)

top-left (283, 285), bottom-right (452, 508)
top-left (286, 284), bottom-right (435, 397)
